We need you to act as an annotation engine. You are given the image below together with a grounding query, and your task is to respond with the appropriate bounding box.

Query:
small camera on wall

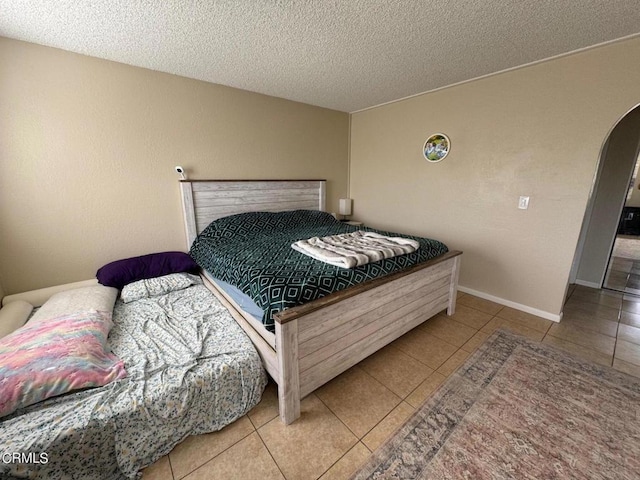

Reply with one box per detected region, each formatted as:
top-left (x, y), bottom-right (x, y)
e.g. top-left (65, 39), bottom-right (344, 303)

top-left (175, 166), bottom-right (186, 180)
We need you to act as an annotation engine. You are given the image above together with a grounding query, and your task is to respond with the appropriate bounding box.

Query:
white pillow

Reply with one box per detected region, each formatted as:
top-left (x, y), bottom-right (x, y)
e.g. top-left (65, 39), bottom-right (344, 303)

top-left (29, 285), bottom-right (118, 324)
top-left (0, 300), bottom-right (33, 339)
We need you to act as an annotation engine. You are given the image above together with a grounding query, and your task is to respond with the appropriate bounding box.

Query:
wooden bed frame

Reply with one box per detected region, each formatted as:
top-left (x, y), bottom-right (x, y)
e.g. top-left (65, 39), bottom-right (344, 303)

top-left (180, 179), bottom-right (462, 424)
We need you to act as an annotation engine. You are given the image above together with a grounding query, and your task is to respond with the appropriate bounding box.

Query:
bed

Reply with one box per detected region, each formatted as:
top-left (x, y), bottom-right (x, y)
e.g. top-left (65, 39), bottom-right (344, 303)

top-left (0, 275), bottom-right (267, 479)
top-left (180, 179), bottom-right (462, 424)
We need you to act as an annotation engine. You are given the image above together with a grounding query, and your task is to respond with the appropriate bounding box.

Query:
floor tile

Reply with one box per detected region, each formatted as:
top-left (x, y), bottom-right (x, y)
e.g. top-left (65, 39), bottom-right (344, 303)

top-left (169, 416), bottom-right (254, 479)
top-left (248, 381), bottom-right (279, 428)
top-left (461, 330), bottom-right (491, 353)
top-left (479, 317), bottom-right (503, 334)
top-left (622, 297), bottom-right (640, 314)
top-left (496, 307), bottom-right (554, 333)
top-left (547, 324), bottom-right (616, 355)
top-left (420, 315), bottom-right (477, 347)
top-left (628, 274), bottom-right (640, 290)
top-left (559, 310), bottom-right (619, 337)
top-left (481, 317), bottom-right (546, 342)
top-left (615, 339), bottom-right (640, 366)
top-left (568, 288), bottom-right (622, 309)
top-left (605, 278), bottom-right (628, 290)
top-left (572, 285), bottom-right (596, 293)
top-left (142, 455), bottom-right (173, 480)
top-left (319, 443), bottom-right (371, 480)
top-left (573, 285), bottom-right (605, 295)
top-left (610, 257), bottom-right (633, 269)
top-left (604, 271), bottom-right (629, 287)
top-left (258, 394), bottom-right (358, 480)
top-left (618, 324), bottom-right (640, 345)
top-left (456, 295), bottom-right (503, 315)
top-left (436, 348), bottom-right (472, 377)
top-left (183, 432), bottom-right (284, 480)
top-left (315, 366), bottom-right (401, 438)
top-left (610, 263), bottom-right (632, 273)
top-left (606, 264), bottom-right (629, 274)
top-left (563, 299), bottom-right (620, 322)
top-left (362, 402), bottom-right (415, 451)
top-left (405, 371), bottom-right (447, 409)
top-left (541, 335), bottom-right (612, 367)
top-left (620, 310), bottom-right (640, 328)
top-left (612, 357), bottom-right (640, 378)
top-left (392, 328), bottom-right (458, 369)
top-left (358, 344), bottom-right (433, 398)
top-left (444, 304), bottom-right (493, 329)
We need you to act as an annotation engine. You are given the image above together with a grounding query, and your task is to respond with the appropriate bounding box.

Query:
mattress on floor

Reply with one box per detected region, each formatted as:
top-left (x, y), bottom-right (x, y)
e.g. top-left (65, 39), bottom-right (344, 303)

top-left (0, 283), bottom-right (267, 480)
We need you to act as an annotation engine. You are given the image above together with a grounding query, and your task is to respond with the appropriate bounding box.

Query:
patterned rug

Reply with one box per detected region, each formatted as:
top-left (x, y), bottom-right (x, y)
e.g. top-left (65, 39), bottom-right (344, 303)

top-left (353, 330), bottom-right (640, 479)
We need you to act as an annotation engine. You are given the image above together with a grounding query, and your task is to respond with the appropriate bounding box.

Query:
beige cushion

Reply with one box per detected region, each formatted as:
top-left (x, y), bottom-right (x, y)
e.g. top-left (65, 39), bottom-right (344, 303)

top-left (29, 285), bottom-right (118, 324)
top-left (0, 300), bottom-right (34, 339)
top-left (1, 279), bottom-right (98, 308)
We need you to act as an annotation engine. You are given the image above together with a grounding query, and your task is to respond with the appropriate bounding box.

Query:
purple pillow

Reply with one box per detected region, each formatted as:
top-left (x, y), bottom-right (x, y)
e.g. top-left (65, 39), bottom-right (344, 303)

top-left (96, 252), bottom-right (200, 289)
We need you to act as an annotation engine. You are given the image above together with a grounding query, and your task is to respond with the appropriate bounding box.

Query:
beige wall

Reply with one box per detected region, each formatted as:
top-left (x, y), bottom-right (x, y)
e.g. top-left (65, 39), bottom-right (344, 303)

top-left (0, 38), bottom-right (349, 294)
top-left (350, 37), bottom-right (640, 318)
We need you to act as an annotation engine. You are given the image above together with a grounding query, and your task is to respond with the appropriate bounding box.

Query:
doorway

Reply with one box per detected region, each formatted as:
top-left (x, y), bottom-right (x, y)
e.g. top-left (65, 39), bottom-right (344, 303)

top-left (603, 154), bottom-right (640, 294)
top-left (570, 105), bottom-right (640, 290)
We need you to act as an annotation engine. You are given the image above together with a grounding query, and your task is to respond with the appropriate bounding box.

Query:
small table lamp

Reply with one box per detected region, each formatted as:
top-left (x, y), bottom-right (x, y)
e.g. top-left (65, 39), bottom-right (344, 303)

top-left (339, 198), bottom-right (352, 221)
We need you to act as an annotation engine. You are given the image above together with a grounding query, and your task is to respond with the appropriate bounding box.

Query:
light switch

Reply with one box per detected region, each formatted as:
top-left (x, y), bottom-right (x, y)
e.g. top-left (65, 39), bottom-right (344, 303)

top-left (518, 196), bottom-right (530, 210)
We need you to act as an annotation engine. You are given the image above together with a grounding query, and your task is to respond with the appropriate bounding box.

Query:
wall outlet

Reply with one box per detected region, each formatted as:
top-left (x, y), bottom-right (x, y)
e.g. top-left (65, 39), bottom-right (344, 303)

top-left (518, 196), bottom-right (530, 210)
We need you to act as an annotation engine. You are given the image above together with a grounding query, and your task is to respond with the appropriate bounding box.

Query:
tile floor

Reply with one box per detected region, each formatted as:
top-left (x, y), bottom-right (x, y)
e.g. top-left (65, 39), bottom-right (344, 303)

top-left (604, 254), bottom-right (640, 295)
top-left (142, 287), bottom-right (640, 480)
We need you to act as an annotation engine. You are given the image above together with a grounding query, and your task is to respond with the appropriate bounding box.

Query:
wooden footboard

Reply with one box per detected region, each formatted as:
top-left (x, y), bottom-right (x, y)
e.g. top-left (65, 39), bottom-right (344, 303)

top-left (274, 250), bottom-right (461, 424)
top-left (203, 251), bottom-right (461, 424)
top-left (203, 251), bottom-right (461, 425)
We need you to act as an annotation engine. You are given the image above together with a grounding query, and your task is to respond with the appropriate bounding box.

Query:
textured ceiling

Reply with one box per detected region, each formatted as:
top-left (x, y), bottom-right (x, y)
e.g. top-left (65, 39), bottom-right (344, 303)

top-left (1, 1), bottom-right (640, 112)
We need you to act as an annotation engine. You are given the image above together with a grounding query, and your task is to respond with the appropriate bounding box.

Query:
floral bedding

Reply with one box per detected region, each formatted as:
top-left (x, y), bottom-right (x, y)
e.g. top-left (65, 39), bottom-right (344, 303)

top-left (0, 282), bottom-right (267, 479)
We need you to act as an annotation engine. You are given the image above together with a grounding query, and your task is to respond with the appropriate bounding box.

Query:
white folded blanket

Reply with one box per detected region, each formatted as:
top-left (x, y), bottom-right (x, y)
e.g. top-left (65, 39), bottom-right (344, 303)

top-left (291, 230), bottom-right (420, 269)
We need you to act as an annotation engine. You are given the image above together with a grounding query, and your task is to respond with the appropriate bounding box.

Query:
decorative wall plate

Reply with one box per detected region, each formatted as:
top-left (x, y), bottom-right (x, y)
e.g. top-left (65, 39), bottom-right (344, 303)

top-left (423, 133), bottom-right (450, 162)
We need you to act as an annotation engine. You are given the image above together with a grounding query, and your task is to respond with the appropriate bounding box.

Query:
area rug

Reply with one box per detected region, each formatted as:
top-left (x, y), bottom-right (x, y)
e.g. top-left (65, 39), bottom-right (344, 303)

top-left (352, 330), bottom-right (640, 479)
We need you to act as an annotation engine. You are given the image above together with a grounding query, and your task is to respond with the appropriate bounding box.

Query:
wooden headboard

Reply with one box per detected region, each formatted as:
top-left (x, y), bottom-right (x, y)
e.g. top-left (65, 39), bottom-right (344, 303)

top-left (180, 179), bottom-right (327, 248)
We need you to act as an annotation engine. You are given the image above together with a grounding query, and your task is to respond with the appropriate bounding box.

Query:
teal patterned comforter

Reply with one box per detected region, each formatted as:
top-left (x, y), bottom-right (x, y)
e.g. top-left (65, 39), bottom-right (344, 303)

top-left (0, 282), bottom-right (267, 479)
top-left (189, 210), bottom-right (449, 331)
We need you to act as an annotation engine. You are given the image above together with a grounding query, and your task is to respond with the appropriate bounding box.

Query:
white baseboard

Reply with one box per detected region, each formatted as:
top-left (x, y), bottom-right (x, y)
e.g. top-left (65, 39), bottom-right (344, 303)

top-left (457, 286), bottom-right (562, 323)
top-left (573, 279), bottom-right (601, 289)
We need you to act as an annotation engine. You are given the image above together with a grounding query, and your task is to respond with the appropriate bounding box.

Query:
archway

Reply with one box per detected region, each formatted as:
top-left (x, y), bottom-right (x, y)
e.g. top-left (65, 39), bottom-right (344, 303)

top-left (570, 104), bottom-right (640, 290)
